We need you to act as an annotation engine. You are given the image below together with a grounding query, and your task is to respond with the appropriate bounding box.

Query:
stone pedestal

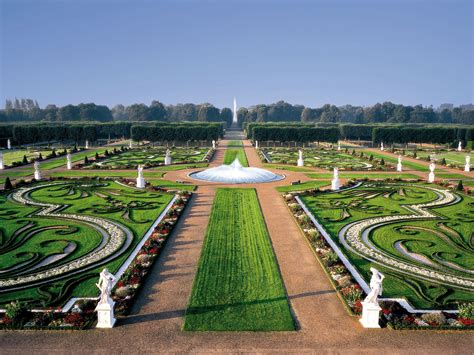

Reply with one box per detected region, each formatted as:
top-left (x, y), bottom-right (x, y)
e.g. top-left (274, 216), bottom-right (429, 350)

top-left (297, 158), bottom-right (304, 167)
top-left (359, 301), bottom-right (381, 328)
top-left (164, 156), bottom-right (172, 165)
top-left (34, 171), bottom-right (41, 180)
top-left (396, 163), bottom-right (402, 172)
top-left (136, 177), bottom-right (145, 189)
top-left (95, 300), bottom-right (116, 328)
top-left (331, 178), bottom-right (340, 190)
top-left (428, 172), bottom-right (435, 183)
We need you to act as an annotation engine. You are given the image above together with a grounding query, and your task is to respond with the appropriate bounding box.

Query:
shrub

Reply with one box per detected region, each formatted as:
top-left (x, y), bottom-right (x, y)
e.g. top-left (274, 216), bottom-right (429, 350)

top-left (421, 312), bottom-right (446, 326)
top-left (324, 251), bottom-right (339, 266)
top-left (458, 302), bottom-right (474, 320)
top-left (456, 180), bottom-right (464, 191)
top-left (4, 177), bottom-right (13, 190)
top-left (380, 158), bottom-right (385, 166)
top-left (5, 301), bottom-right (27, 324)
top-left (341, 285), bottom-right (362, 304)
top-left (22, 155), bottom-right (28, 164)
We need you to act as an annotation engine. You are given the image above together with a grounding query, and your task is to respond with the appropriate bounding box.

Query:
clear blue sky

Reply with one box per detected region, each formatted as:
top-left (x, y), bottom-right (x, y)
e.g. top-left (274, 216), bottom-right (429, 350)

top-left (0, 0), bottom-right (472, 109)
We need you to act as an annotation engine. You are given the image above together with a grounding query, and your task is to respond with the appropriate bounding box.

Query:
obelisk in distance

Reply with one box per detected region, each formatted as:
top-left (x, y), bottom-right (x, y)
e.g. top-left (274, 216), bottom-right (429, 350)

top-left (233, 98), bottom-right (238, 123)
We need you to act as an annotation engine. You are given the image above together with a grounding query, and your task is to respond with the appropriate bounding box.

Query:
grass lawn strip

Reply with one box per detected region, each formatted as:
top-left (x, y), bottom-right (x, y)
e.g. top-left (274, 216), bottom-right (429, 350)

top-left (223, 141), bottom-right (249, 166)
top-left (184, 188), bottom-right (294, 331)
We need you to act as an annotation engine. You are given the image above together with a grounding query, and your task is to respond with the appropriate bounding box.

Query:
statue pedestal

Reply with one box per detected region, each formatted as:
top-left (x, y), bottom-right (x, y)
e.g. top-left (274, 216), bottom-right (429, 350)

top-left (136, 177), bottom-right (145, 189)
top-left (95, 300), bottom-right (116, 328)
top-left (297, 158), bottom-right (304, 167)
top-left (465, 164), bottom-right (470, 172)
top-left (396, 163), bottom-right (402, 172)
top-left (34, 172), bottom-right (41, 180)
top-left (331, 178), bottom-right (340, 191)
top-left (359, 301), bottom-right (381, 328)
top-left (428, 172), bottom-right (435, 183)
top-left (164, 156), bottom-right (172, 165)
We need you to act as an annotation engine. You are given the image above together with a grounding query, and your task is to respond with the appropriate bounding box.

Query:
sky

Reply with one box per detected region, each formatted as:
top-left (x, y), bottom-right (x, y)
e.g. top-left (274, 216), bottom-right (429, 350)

top-left (0, 0), bottom-right (473, 109)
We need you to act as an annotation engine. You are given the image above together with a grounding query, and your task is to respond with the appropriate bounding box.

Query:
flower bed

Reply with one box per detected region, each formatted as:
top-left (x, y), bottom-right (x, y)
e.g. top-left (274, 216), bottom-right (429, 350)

top-left (283, 186), bottom-right (474, 329)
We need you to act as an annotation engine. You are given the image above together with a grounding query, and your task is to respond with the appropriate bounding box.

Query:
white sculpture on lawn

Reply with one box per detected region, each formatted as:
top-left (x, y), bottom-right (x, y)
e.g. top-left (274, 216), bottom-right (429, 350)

top-left (164, 149), bottom-right (172, 165)
top-left (331, 167), bottom-right (340, 190)
top-left (136, 164), bottom-right (145, 188)
top-left (337, 142), bottom-right (341, 151)
top-left (66, 153), bottom-right (72, 170)
top-left (360, 267), bottom-right (385, 328)
top-left (396, 155), bottom-right (402, 172)
top-left (129, 140), bottom-right (133, 149)
top-left (0, 152), bottom-right (3, 170)
top-left (34, 161), bottom-right (41, 180)
top-left (7, 139), bottom-right (11, 150)
top-left (465, 156), bottom-right (471, 172)
top-left (95, 268), bottom-right (117, 328)
top-left (212, 140), bottom-right (216, 149)
top-left (380, 142), bottom-right (384, 151)
top-left (428, 162), bottom-right (435, 183)
top-left (255, 141), bottom-right (259, 149)
top-left (85, 140), bottom-right (89, 149)
top-left (458, 141), bottom-right (462, 152)
top-left (297, 149), bottom-right (304, 167)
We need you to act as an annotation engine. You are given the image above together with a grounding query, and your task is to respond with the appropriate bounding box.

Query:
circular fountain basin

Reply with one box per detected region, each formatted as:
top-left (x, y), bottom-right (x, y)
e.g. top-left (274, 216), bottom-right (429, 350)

top-left (189, 159), bottom-right (284, 184)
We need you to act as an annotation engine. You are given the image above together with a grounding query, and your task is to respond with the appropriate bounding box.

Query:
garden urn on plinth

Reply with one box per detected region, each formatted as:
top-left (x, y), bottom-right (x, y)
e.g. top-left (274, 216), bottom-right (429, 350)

top-left (297, 150), bottom-right (304, 167)
top-left (95, 268), bottom-right (116, 328)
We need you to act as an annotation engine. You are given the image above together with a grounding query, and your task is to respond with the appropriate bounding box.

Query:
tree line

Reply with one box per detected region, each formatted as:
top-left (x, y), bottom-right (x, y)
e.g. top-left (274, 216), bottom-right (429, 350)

top-left (1, 99), bottom-right (473, 125)
top-left (246, 122), bottom-right (474, 146)
top-left (0, 122), bottom-right (223, 145)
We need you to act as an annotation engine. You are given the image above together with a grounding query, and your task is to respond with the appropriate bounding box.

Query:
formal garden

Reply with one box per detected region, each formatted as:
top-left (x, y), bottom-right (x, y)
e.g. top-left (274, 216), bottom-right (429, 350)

top-left (284, 181), bottom-right (474, 328)
top-left (0, 177), bottom-right (191, 328)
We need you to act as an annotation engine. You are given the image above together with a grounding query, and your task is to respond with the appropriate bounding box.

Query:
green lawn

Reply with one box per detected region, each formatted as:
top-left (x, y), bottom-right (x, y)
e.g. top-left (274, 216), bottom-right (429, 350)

top-left (0, 149), bottom-right (54, 166)
top-left (184, 188), bottom-right (294, 331)
top-left (48, 170), bottom-right (165, 178)
top-left (39, 148), bottom-right (111, 170)
top-left (149, 162), bottom-right (209, 171)
top-left (363, 151), bottom-right (429, 171)
top-left (305, 172), bottom-right (420, 179)
top-left (413, 151), bottom-right (471, 168)
top-left (277, 180), bottom-right (330, 193)
top-left (263, 163), bottom-right (314, 172)
top-left (223, 141), bottom-right (249, 166)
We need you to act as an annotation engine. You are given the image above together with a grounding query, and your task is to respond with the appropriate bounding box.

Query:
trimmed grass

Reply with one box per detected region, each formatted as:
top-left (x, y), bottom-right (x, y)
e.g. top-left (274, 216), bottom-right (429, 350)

top-left (48, 170), bottom-right (165, 178)
top-left (305, 172), bottom-right (420, 179)
top-left (223, 141), bottom-right (249, 166)
top-left (437, 173), bottom-right (472, 179)
top-left (149, 163), bottom-right (209, 171)
top-left (152, 179), bottom-right (196, 191)
top-left (263, 163), bottom-right (314, 172)
top-left (363, 151), bottom-right (428, 171)
top-left (184, 188), bottom-right (294, 331)
top-left (277, 180), bottom-right (329, 193)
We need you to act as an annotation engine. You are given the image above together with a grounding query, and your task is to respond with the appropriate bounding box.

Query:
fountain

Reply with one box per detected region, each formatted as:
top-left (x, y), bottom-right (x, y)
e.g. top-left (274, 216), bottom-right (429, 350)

top-left (190, 158), bottom-right (284, 184)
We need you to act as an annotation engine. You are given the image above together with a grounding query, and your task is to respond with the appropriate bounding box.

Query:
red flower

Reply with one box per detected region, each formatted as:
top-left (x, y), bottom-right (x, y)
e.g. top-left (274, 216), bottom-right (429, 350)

top-left (458, 318), bottom-right (474, 326)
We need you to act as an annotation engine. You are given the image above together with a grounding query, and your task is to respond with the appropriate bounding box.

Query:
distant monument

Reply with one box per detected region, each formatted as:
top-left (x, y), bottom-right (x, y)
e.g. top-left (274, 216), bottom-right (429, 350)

top-left (428, 162), bottom-right (435, 183)
top-left (297, 150), bottom-right (304, 167)
top-left (380, 142), bottom-right (384, 151)
top-left (212, 140), bottom-right (216, 149)
top-left (331, 167), bottom-right (340, 190)
top-left (465, 156), bottom-right (471, 172)
top-left (396, 155), bottom-right (402, 172)
top-left (0, 152), bottom-right (3, 170)
top-left (95, 268), bottom-right (116, 328)
top-left (458, 141), bottom-right (462, 152)
top-left (360, 267), bottom-right (384, 328)
top-left (136, 165), bottom-right (145, 188)
top-left (7, 139), bottom-right (11, 150)
top-left (66, 153), bottom-right (72, 170)
top-left (34, 161), bottom-right (41, 180)
top-left (233, 98), bottom-right (238, 124)
top-left (164, 149), bottom-right (172, 165)
top-left (85, 140), bottom-right (89, 149)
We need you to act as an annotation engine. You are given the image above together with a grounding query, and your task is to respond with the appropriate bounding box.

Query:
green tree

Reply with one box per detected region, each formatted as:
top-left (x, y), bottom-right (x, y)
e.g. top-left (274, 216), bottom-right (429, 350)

top-left (4, 177), bottom-right (13, 190)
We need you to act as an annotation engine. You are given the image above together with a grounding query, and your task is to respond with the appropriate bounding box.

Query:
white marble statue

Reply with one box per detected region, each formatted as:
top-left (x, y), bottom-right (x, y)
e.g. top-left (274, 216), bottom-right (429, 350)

top-left (136, 164), bottom-right (145, 188)
top-left (331, 167), bottom-right (340, 190)
top-left (7, 139), bottom-right (11, 150)
top-left (0, 152), bottom-right (3, 170)
top-left (95, 268), bottom-right (116, 328)
top-left (85, 140), bottom-right (89, 149)
top-left (396, 155), bottom-right (402, 172)
top-left (129, 140), bottom-right (133, 149)
top-left (428, 162), bottom-right (435, 183)
top-left (66, 153), bottom-right (72, 170)
top-left (255, 140), bottom-right (259, 149)
top-left (465, 155), bottom-right (471, 172)
top-left (297, 149), bottom-right (304, 167)
top-left (380, 142), bottom-right (384, 151)
top-left (212, 140), bottom-right (216, 149)
top-left (34, 161), bottom-right (41, 180)
top-left (164, 149), bottom-right (172, 165)
top-left (458, 141), bottom-right (462, 152)
top-left (337, 142), bottom-right (341, 151)
top-left (360, 267), bottom-right (384, 328)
